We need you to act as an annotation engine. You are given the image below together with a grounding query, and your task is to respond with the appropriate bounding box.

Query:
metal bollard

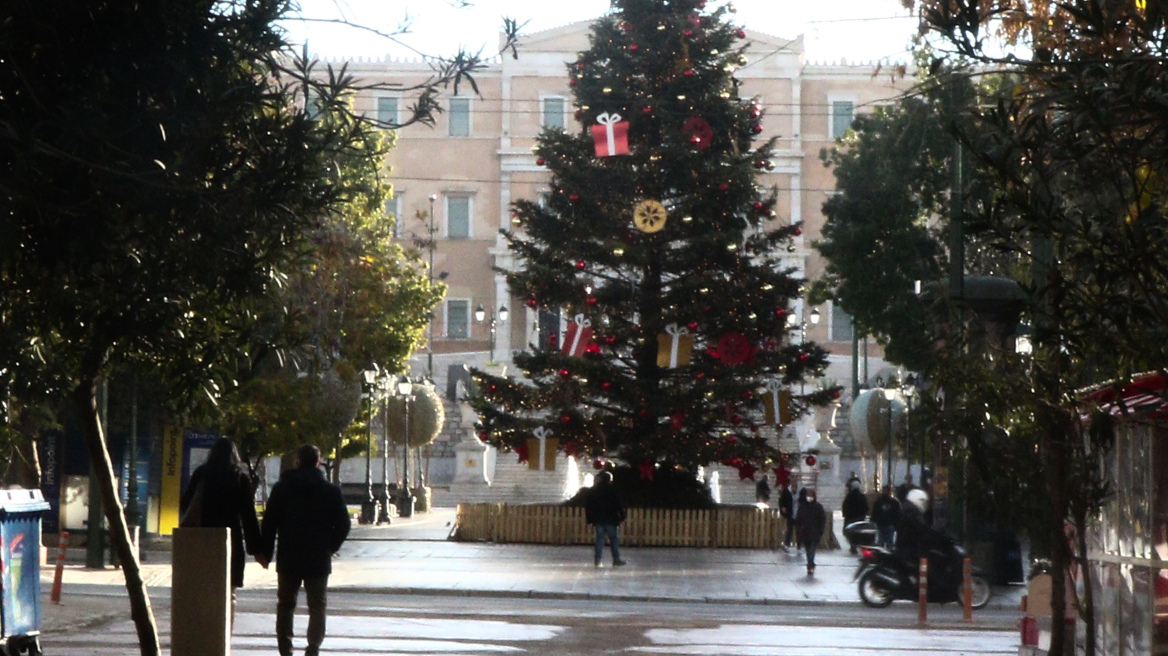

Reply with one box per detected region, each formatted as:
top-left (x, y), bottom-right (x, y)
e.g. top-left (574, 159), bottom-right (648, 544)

top-left (918, 557), bottom-right (928, 624)
top-left (51, 531), bottom-right (69, 605)
top-left (963, 557), bottom-right (973, 622)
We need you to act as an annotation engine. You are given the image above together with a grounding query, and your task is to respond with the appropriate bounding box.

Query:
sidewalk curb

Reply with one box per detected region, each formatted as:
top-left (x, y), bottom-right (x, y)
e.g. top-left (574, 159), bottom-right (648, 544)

top-left (330, 584), bottom-right (1021, 613)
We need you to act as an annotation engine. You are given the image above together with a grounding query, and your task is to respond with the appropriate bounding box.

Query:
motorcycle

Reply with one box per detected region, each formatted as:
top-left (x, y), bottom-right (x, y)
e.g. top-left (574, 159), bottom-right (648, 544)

top-left (853, 544), bottom-right (992, 609)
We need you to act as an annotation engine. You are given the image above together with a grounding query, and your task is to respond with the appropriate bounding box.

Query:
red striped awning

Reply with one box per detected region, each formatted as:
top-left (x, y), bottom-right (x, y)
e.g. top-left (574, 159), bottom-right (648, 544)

top-left (1082, 373), bottom-right (1168, 418)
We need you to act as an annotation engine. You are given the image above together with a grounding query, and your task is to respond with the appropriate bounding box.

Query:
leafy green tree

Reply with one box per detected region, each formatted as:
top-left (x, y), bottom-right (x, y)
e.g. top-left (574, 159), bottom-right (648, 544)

top-left (470, 0), bottom-right (833, 491)
top-left (901, 1), bottom-right (1168, 652)
top-left (0, 0), bottom-right (414, 651)
top-left (210, 120), bottom-right (443, 472)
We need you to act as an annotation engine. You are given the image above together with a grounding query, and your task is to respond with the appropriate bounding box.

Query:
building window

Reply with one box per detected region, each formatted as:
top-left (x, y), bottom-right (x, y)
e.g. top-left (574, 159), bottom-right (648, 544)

top-left (831, 100), bottom-right (855, 139)
top-left (376, 96), bottom-right (399, 127)
top-left (831, 304), bottom-right (855, 342)
top-left (542, 97), bottom-right (566, 130)
top-left (386, 193), bottom-right (404, 238)
top-left (446, 300), bottom-right (470, 339)
top-left (449, 97), bottom-right (471, 137)
top-left (446, 195), bottom-right (471, 238)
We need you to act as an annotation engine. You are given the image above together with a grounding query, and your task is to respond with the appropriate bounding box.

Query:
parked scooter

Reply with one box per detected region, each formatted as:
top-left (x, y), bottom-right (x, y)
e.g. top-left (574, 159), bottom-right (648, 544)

top-left (854, 542), bottom-right (992, 609)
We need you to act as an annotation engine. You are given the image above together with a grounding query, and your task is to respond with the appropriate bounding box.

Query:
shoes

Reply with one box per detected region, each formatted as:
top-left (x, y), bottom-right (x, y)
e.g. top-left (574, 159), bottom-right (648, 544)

top-left (613, 559), bottom-right (627, 567)
top-left (594, 558), bottom-right (602, 568)
top-left (807, 565), bottom-right (815, 575)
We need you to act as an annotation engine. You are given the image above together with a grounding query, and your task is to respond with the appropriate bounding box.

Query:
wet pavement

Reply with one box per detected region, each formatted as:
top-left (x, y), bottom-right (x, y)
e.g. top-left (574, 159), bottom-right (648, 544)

top-left (37, 507), bottom-right (1026, 654)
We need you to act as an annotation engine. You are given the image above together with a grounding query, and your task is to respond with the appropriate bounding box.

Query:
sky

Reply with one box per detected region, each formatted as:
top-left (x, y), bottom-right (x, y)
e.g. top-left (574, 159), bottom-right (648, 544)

top-left (283, 0), bottom-right (920, 65)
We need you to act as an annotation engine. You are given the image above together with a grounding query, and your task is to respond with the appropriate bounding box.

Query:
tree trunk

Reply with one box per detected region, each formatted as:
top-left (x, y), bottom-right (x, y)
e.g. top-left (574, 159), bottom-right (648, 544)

top-left (1075, 504), bottom-right (1095, 656)
top-left (1045, 414), bottom-right (1071, 656)
top-left (71, 374), bottom-right (160, 655)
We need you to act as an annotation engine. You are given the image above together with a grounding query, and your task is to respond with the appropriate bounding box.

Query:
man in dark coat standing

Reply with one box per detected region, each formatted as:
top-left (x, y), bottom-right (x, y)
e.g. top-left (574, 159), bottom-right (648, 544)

top-left (585, 471), bottom-right (627, 567)
top-left (778, 483), bottom-right (795, 548)
top-left (258, 444), bottom-right (351, 656)
top-left (841, 481), bottom-right (870, 554)
top-left (795, 488), bottom-right (827, 575)
top-left (870, 484), bottom-right (901, 549)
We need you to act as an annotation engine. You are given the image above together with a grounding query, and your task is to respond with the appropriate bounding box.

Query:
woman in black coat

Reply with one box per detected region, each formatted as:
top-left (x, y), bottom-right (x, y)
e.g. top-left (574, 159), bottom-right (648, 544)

top-left (180, 438), bottom-right (261, 594)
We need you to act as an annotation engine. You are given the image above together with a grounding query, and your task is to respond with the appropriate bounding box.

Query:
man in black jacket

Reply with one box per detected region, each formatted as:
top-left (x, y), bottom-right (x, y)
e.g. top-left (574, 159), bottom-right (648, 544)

top-left (585, 471), bottom-right (627, 567)
top-left (259, 444), bottom-right (351, 656)
top-left (870, 485), bottom-right (901, 549)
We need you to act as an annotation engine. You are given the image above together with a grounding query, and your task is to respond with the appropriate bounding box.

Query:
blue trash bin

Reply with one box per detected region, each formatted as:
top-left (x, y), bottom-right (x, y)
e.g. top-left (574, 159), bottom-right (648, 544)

top-left (0, 489), bottom-right (50, 656)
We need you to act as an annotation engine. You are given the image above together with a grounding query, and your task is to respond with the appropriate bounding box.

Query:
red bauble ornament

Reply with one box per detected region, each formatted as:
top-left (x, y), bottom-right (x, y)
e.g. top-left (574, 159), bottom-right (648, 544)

top-left (560, 414), bottom-right (572, 424)
top-left (577, 62), bottom-right (586, 70)
top-left (753, 201), bottom-right (766, 213)
top-left (643, 105), bottom-right (653, 114)
top-left (537, 157), bottom-right (547, 166)
top-left (684, 29), bottom-right (694, 37)
top-left (630, 44), bottom-right (639, 51)
top-left (793, 227), bottom-right (803, 236)
top-left (805, 455), bottom-right (817, 467)
top-left (569, 78), bottom-right (577, 86)
top-left (569, 194), bottom-right (580, 203)
top-left (775, 308), bottom-right (787, 318)
top-left (799, 353), bottom-right (810, 362)
top-left (670, 411), bottom-right (686, 430)
top-left (586, 296), bottom-right (598, 306)
top-left (575, 260), bottom-right (587, 270)
top-left (687, 321), bottom-right (699, 332)
top-left (741, 391), bottom-right (753, 401)
top-left (601, 380), bottom-right (613, 390)
top-left (736, 29), bottom-right (747, 39)
top-left (731, 414), bottom-right (742, 425)
top-left (726, 436), bottom-right (738, 445)
top-left (515, 443), bottom-right (530, 463)
top-left (718, 182), bottom-right (730, 192)
top-left (682, 117), bottom-right (714, 150)
top-left (559, 368), bottom-right (571, 378)
top-left (604, 335), bottom-right (617, 345)
top-left (695, 372), bottom-right (706, 380)
top-left (683, 69), bottom-right (695, 77)
top-left (752, 104), bottom-right (763, 118)
top-left (585, 343), bottom-right (601, 355)
top-left (638, 460), bottom-right (656, 480)
top-left (487, 384), bottom-right (498, 392)
top-left (713, 332), bottom-right (754, 365)
top-left (754, 159), bottom-right (768, 169)
top-left (593, 458), bottom-right (607, 470)
top-left (526, 298), bottom-right (538, 309)
top-left (751, 124), bottom-right (763, 134)
top-left (478, 431), bottom-right (489, 442)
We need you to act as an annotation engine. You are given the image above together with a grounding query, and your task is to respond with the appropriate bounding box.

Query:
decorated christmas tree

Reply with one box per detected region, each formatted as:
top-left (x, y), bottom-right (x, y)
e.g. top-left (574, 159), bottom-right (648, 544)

top-left (471, 0), bottom-right (835, 491)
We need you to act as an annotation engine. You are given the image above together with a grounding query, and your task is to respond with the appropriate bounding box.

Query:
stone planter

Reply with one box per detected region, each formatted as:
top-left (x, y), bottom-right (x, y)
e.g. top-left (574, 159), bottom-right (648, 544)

top-left (813, 400), bottom-right (841, 433)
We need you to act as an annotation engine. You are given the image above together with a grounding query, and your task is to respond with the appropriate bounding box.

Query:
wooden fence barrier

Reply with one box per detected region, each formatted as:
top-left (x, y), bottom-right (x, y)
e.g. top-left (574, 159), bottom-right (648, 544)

top-left (453, 503), bottom-right (838, 549)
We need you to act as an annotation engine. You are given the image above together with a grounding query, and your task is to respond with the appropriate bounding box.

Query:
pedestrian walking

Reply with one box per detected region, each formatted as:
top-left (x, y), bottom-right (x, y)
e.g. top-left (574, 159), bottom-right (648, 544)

top-left (870, 484), bottom-right (901, 549)
top-left (896, 473), bottom-right (917, 503)
top-left (795, 486), bottom-right (809, 551)
top-left (778, 483), bottom-right (795, 548)
top-left (179, 437), bottom-right (261, 625)
top-left (846, 471), bottom-right (861, 488)
top-left (258, 444), bottom-right (351, 656)
top-left (841, 481), bottom-right (870, 554)
top-left (585, 471), bottom-right (627, 567)
top-left (795, 488), bottom-right (827, 575)
top-left (755, 475), bottom-right (771, 504)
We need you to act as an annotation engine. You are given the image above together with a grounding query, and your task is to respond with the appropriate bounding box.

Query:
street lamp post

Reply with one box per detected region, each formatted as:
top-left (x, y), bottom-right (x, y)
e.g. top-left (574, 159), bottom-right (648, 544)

top-left (475, 304), bottom-right (509, 363)
top-left (361, 367), bottom-right (379, 525)
top-left (787, 307), bottom-right (821, 393)
top-left (396, 378), bottom-right (416, 518)
top-left (428, 194), bottom-right (437, 379)
top-left (378, 375), bottom-right (394, 525)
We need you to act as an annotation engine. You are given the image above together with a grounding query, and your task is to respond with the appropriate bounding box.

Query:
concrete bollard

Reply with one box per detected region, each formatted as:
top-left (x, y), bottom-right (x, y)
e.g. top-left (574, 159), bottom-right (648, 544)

top-left (172, 527), bottom-right (231, 656)
top-left (50, 531), bottom-right (69, 605)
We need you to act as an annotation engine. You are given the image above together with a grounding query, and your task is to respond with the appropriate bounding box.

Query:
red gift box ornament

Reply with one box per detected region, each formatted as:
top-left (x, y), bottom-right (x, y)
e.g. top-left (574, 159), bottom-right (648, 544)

top-left (592, 112), bottom-right (631, 157)
top-left (561, 314), bottom-right (594, 357)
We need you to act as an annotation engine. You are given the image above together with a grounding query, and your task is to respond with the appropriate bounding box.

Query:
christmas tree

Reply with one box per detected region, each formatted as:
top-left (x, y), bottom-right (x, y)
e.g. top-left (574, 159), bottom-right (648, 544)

top-left (471, 0), bottom-right (834, 490)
